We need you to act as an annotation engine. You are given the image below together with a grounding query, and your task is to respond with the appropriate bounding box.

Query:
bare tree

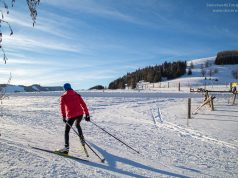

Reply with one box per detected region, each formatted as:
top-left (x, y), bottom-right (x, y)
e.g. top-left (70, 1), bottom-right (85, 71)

top-left (0, 0), bottom-right (40, 64)
top-left (26, 0), bottom-right (40, 27)
top-left (208, 69), bottom-right (213, 78)
top-left (201, 68), bottom-right (206, 77)
top-left (200, 64), bottom-right (204, 69)
top-left (0, 72), bottom-right (11, 104)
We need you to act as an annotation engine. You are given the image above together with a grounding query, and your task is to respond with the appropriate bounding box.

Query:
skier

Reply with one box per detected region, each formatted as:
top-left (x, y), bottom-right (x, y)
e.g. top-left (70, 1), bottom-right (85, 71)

top-left (58, 83), bottom-right (90, 154)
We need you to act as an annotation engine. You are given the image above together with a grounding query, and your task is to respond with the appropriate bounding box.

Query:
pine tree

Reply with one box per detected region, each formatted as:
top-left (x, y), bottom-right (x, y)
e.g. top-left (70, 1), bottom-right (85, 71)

top-left (187, 68), bottom-right (192, 75)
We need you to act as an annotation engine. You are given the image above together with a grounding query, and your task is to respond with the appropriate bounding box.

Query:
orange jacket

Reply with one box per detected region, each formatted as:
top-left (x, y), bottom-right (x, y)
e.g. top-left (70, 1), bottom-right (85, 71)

top-left (60, 90), bottom-right (89, 119)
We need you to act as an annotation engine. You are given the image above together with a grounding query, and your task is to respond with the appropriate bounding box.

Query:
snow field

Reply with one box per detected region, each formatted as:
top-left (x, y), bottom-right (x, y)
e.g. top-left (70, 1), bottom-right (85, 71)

top-left (0, 90), bottom-right (238, 177)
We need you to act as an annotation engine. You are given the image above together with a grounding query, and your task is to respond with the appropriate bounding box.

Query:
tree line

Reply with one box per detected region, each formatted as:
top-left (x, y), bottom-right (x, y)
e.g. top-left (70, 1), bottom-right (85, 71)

top-left (215, 50), bottom-right (238, 65)
top-left (108, 61), bottom-right (187, 89)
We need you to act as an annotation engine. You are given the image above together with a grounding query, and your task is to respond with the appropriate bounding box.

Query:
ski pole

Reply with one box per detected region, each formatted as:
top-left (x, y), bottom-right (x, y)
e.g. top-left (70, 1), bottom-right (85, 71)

top-left (90, 120), bottom-right (140, 154)
top-left (66, 122), bottom-right (105, 163)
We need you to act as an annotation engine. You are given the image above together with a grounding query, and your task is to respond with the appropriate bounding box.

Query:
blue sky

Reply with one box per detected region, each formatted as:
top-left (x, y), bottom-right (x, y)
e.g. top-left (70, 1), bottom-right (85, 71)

top-left (0, 0), bottom-right (237, 89)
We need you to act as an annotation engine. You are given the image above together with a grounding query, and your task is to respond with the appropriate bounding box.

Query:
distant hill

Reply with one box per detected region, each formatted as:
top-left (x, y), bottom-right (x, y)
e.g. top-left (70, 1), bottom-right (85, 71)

top-left (89, 85), bottom-right (105, 90)
top-left (108, 61), bottom-right (187, 89)
top-left (0, 84), bottom-right (63, 93)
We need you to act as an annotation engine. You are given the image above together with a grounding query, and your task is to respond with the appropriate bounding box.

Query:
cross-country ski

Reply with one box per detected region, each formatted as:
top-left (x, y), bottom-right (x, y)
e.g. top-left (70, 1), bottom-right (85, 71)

top-left (30, 145), bottom-right (90, 162)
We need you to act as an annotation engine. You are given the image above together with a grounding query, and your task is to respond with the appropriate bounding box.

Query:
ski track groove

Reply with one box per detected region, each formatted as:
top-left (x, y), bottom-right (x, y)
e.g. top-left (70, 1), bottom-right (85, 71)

top-left (144, 108), bottom-right (236, 150)
top-left (158, 121), bottom-right (238, 149)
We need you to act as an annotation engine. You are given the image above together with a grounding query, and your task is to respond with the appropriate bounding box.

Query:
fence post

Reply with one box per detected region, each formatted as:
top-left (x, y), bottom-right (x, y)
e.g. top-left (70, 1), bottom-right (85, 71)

top-left (210, 97), bottom-right (215, 111)
top-left (178, 82), bottom-right (180, 91)
top-left (187, 98), bottom-right (191, 126)
top-left (232, 93), bottom-right (237, 105)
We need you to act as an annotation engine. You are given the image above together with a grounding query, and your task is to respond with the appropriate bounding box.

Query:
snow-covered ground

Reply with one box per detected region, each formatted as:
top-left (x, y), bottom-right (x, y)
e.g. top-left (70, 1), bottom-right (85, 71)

top-left (1, 88), bottom-right (237, 178)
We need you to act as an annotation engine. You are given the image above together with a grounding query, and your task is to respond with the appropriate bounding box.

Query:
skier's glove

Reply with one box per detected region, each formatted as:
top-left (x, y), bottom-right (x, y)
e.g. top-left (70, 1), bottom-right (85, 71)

top-left (85, 114), bottom-right (90, 122)
top-left (63, 116), bottom-right (67, 123)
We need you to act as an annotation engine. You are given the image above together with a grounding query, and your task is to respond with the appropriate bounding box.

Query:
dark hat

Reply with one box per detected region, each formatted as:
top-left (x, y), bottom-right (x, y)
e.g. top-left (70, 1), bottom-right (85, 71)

top-left (63, 83), bottom-right (72, 91)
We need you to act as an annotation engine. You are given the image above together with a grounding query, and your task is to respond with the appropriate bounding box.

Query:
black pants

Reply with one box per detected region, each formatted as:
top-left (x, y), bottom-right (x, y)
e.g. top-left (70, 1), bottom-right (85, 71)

top-left (65, 115), bottom-right (83, 148)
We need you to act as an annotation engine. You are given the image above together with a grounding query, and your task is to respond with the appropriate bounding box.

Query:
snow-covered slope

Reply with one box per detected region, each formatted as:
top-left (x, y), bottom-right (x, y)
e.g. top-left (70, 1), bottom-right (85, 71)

top-left (170, 56), bottom-right (238, 85)
top-left (0, 84), bottom-right (63, 93)
top-left (142, 56), bottom-right (238, 90)
top-left (4, 85), bottom-right (25, 93)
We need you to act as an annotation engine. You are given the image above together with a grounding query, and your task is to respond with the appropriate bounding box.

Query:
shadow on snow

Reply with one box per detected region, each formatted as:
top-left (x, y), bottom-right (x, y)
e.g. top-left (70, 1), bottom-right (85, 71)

top-left (76, 143), bottom-right (189, 178)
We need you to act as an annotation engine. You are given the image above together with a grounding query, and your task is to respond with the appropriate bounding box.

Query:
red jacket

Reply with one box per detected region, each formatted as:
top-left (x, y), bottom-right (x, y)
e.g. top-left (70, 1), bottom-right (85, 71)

top-left (60, 90), bottom-right (89, 119)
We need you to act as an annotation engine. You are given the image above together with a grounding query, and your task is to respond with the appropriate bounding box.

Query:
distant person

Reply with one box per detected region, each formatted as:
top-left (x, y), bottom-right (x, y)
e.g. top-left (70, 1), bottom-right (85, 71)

top-left (232, 86), bottom-right (237, 94)
top-left (58, 83), bottom-right (90, 154)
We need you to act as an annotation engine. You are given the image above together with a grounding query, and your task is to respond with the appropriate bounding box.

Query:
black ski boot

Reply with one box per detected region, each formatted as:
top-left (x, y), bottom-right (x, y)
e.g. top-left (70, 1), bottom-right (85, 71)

top-left (57, 146), bottom-right (69, 154)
